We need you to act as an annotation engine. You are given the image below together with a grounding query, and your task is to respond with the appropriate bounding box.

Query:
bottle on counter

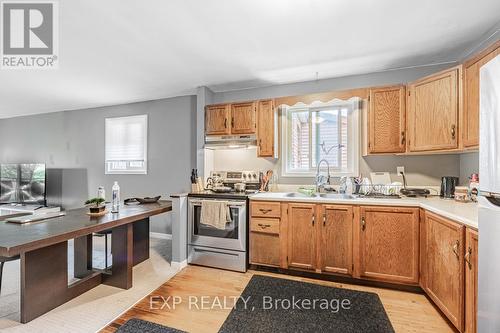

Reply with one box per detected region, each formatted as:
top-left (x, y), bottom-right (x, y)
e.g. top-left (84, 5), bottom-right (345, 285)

top-left (111, 181), bottom-right (120, 213)
top-left (97, 186), bottom-right (106, 201)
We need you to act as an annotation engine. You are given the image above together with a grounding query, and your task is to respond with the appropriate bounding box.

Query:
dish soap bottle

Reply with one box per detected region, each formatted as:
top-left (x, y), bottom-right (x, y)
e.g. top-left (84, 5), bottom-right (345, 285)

top-left (111, 181), bottom-right (120, 213)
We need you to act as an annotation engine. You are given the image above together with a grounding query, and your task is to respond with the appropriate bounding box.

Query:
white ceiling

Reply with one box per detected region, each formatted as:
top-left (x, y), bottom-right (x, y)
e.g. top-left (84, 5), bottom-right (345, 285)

top-left (1, 0), bottom-right (499, 119)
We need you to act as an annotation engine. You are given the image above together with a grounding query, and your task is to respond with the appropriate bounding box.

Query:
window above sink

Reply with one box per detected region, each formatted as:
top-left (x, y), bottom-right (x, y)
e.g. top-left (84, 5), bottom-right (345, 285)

top-left (281, 98), bottom-right (360, 178)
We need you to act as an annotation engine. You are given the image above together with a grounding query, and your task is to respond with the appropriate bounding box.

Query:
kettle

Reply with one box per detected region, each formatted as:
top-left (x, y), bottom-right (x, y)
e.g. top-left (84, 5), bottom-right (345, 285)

top-left (440, 176), bottom-right (459, 199)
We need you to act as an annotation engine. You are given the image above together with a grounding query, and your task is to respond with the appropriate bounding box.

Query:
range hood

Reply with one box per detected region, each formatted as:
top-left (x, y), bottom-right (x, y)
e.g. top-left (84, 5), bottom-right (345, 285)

top-left (204, 134), bottom-right (257, 149)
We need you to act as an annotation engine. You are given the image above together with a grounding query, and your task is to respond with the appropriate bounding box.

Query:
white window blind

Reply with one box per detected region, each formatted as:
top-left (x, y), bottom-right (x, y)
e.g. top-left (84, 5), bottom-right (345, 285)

top-left (105, 115), bottom-right (148, 174)
top-left (282, 99), bottom-right (359, 177)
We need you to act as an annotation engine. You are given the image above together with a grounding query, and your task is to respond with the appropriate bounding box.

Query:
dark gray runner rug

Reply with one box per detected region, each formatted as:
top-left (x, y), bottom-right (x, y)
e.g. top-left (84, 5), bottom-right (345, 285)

top-left (219, 275), bottom-right (395, 333)
top-left (117, 318), bottom-right (186, 333)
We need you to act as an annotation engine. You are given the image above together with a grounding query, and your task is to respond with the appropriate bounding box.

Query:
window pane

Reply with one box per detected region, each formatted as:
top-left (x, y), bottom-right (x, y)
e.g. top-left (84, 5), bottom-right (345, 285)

top-left (289, 110), bottom-right (310, 170)
top-left (312, 109), bottom-right (340, 168)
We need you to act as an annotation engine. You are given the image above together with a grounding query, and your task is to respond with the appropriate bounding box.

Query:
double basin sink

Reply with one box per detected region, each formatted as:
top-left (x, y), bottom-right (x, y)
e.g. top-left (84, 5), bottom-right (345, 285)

top-left (284, 192), bottom-right (356, 199)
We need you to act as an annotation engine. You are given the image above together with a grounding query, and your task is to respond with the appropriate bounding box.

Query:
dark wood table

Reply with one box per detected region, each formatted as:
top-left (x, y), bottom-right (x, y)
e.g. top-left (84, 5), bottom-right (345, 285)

top-left (0, 200), bottom-right (172, 323)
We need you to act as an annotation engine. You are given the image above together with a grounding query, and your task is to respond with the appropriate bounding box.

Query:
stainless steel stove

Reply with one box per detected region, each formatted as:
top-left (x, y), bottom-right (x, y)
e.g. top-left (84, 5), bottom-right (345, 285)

top-left (187, 171), bottom-right (260, 272)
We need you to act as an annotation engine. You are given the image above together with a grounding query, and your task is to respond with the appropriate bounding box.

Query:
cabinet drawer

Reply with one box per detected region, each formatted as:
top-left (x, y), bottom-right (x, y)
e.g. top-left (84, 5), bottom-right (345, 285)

top-left (251, 201), bottom-right (281, 218)
top-left (250, 232), bottom-right (280, 267)
top-left (250, 218), bottom-right (280, 234)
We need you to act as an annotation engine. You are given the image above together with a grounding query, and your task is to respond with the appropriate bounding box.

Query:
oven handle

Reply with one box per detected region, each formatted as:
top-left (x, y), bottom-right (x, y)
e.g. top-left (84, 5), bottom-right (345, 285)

top-left (193, 248), bottom-right (239, 257)
top-left (190, 200), bottom-right (246, 207)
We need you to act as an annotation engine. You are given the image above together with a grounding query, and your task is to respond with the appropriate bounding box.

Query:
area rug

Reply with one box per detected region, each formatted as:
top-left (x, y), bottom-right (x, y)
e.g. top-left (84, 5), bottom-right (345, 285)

top-left (219, 275), bottom-right (395, 333)
top-left (117, 318), bottom-right (186, 333)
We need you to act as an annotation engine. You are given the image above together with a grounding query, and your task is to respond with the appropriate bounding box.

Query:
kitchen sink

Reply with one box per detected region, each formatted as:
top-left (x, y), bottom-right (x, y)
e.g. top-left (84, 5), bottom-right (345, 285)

top-left (283, 192), bottom-right (356, 200)
top-left (284, 192), bottom-right (312, 198)
top-left (317, 193), bottom-right (356, 199)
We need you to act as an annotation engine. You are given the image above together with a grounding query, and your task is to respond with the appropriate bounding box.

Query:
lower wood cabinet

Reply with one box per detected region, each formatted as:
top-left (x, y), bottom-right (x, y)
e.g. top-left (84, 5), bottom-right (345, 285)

top-left (318, 205), bottom-right (353, 275)
top-left (357, 206), bottom-right (420, 284)
top-left (465, 228), bottom-right (478, 333)
top-left (422, 211), bottom-right (465, 332)
top-left (249, 218), bottom-right (281, 267)
top-left (287, 203), bottom-right (316, 270)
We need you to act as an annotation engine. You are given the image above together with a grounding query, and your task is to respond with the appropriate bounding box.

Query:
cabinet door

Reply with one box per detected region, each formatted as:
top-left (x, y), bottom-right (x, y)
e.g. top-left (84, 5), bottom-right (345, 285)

top-left (205, 104), bottom-right (230, 135)
top-left (463, 42), bottom-right (500, 148)
top-left (250, 218), bottom-right (281, 267)
top-left (287, 203), bottom-right (316, 270)
top-left (424, 211), bottom-right (465, 331)
top-left (465, 228), bottom-right (478, 333)
top-left (318, 205), bottom-right (353, 275)
top-left (231, 102), bottom-right (256, 134)
top-left (358, 206), bottom-right (419, 284)
top-left (408, 67), bottom-right (459, 151)
top-left (256, 100), bottom-right (275, 157)
top-left (368, 86), bottom-right (406, 153)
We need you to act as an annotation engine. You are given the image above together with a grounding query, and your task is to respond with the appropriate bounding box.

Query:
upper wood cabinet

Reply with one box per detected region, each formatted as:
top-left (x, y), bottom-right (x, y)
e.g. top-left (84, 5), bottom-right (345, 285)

top-left (287, 203), bottom-right (316, 270)
top-left (465, 228), bottom-right (478, 333)
top-left (357, 206), bottom-right (419, 284)
top-left (318, 205), bottom-right (353, 275)
top-left (422, 211), bottom-right (465, 332)
top-left (256, 99), bottom-right (276, 157)
top-left (463, 41), bottom-right (500, 149)
top-left (205, 104), bottom-right (230, 135)
top-left (368, 85), bottom-right (406, 153)
top-left (230, 101), bottom-right (256, 134)
top-left (407, 67), bottom-right (460, 152)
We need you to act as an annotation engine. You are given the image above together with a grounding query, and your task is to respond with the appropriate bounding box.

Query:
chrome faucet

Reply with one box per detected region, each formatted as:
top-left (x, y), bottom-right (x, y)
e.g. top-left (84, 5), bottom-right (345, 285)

top-left (316, 159), bottom-right (331, 192)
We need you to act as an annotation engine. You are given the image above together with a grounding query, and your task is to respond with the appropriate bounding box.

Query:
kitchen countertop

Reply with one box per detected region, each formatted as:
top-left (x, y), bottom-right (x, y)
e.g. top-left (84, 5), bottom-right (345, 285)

top-left (250, 192), bottom-right (478, 230)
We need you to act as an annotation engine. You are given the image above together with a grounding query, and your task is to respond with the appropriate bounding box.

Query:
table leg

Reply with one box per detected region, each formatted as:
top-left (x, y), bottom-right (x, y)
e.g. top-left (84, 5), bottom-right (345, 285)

top-left (20, 241), bottom-right (68, 323)
top-left (102, 223), bottom-right (133, 289)
top-left (74, 234), bottom-right (93, 278)
top-left (133, 218), bottom-right (150, 265)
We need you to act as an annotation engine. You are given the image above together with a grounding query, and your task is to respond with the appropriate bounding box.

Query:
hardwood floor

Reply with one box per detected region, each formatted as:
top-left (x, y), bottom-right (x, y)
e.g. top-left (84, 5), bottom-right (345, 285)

top-left (101, 265), bottom-right (454, 333)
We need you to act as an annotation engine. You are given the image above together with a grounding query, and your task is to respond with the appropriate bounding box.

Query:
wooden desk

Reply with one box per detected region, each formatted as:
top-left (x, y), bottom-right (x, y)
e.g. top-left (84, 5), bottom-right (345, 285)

top-left (0, 201), bottom-right (172, 323)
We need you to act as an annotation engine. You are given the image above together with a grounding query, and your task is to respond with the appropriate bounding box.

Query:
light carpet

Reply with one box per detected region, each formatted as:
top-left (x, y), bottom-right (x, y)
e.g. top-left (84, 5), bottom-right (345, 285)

top-left (0, 237), bottom-right (178, 333)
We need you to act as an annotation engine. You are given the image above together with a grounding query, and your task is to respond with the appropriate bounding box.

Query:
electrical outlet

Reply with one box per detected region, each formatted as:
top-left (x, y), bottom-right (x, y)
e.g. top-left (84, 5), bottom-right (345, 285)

top-left (397, 166), bottom-right (405, 176)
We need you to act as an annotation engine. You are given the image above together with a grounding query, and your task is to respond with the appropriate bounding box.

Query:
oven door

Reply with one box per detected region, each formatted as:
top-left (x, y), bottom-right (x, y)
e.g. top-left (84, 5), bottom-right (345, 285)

top-left (188, 198), bottom-right (247, 252)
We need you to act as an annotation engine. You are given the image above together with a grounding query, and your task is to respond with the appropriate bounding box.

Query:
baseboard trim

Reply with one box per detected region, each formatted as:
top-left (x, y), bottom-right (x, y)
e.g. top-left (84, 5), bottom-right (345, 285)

top-left (150, 232), bottom-right (172, 240)
top-left (171, 260), bottom-right (188, 270)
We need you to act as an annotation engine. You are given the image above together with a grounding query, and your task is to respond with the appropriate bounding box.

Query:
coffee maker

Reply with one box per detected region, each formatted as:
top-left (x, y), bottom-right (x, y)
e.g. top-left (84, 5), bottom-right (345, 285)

top-left (440, 176), bottom-right (459, 199)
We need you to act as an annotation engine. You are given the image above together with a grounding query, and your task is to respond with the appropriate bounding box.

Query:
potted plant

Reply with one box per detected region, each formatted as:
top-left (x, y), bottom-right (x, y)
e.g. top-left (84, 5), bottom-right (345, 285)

top-left (85, 197), bottom-right (106, 214)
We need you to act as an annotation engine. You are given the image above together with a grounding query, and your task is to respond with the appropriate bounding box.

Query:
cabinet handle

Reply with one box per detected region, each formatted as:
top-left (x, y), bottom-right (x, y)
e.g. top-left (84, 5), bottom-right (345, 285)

top-left (361, 217), bottom-right (366, 231)
top-left (452, 240), bottom-right (460, 259)
top-left (257, 223), bottom-right (271, 229)
top-left (312, 215), bottom-right (315, 226)
top-left (401, 131), bottom-right (406, 145)
top-left (259, 208), bottom-right (272, 214)
top-left (451, 125), bottom-right (456, 139)
top-left (323, 213), bottom-right (326, 226)
top-left (231, 118), bottom-right (234, 128)
top-left (464, 246), bottom-right (472, 269)
top-left (224, 118), bottom-right (227, 128)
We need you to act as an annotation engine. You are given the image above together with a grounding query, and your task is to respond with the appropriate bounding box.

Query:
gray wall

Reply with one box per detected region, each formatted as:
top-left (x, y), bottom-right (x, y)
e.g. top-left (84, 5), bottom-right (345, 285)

top-left (0, 95), bottom-right (196, 234)
top-left (202, 63), bottom-right (475, 186)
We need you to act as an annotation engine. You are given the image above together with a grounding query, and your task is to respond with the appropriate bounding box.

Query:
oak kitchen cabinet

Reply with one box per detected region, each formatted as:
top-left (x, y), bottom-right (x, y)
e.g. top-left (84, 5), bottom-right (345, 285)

top-left (256, 99), bottom-right (276, 157)
top-left (230, 101), bottom-right (256, 134)
top-left (205, 104), bottom-right (230, 135)
top-left (317, 205), bottom-right (353, 275)
top-left (463, 40), bottom-right (500, 149)
top-left (367, 85), bottom-right (406, 154)
top-left (357, 206), bottom-right (419, 284)
top-left (465, 228), bottom-right (478, 333)
top-left (249, 201), bottom-right (282, 267)
top-left (407, 66), bottom-right (460, 152)
top-left (287, 203), bottom-right (317, 270)
top-left (422, 211), bottom-right (465, 332)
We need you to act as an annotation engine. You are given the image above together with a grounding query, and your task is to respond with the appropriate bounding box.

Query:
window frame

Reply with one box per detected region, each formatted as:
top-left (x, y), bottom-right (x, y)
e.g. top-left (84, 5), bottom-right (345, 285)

top-left (105, 114), bottom-right (148, 175)
top-left (281, 99), bottom-right (360, 178)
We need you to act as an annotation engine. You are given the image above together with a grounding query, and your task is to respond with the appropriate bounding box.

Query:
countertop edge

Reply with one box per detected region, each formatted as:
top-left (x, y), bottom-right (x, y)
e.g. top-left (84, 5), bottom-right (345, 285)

top-left (250, 195), bottom-right (478, 230)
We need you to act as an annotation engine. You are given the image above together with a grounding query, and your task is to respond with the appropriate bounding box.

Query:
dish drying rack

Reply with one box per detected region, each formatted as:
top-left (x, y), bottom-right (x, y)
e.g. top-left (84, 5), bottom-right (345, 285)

top-left (354, 184), bottom-right (403, 198)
